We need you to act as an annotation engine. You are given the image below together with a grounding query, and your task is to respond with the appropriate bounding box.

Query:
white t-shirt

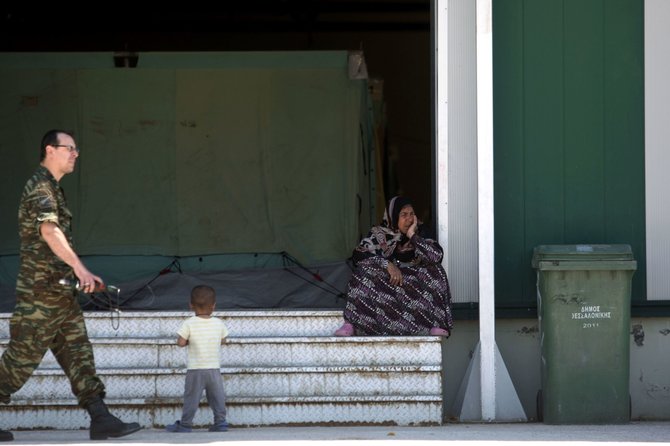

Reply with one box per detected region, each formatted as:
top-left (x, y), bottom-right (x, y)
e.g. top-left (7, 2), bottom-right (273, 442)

top-left (177, 316), bottom-right (229, 369)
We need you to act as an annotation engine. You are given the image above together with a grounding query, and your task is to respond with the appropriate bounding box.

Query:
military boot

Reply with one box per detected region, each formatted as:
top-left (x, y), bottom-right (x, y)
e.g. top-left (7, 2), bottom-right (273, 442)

top-left (0, 428), bottom-right (12, 442)
top-left (85, 396), bottom-right (141, 440)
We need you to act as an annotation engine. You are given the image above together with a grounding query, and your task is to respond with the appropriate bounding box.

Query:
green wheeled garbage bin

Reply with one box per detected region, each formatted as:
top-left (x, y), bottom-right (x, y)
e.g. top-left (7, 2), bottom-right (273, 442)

top-left (532, 244), bottom-right (637, 424)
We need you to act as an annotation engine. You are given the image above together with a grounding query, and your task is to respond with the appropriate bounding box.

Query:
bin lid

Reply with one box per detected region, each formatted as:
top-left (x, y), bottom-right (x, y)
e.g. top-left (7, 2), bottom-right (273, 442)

top-left (531, 244), bottom-right (634, 268)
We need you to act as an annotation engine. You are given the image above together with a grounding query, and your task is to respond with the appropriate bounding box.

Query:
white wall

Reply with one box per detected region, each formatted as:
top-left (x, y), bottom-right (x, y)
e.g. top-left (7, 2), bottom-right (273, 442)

top-left (435, 0), bottom-right (479, 304)
top-left (645, 0), bottom-right (670, 300)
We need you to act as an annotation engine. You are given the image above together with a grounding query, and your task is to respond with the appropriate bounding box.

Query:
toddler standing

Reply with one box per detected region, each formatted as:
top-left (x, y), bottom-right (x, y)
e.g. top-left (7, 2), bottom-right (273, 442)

top-left (166, 285), bottom-right (229, 433)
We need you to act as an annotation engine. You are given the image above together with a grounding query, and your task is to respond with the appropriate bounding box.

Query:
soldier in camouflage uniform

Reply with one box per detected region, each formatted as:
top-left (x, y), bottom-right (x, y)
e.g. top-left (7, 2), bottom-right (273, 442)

top-left (0, 130), bottom-right (140, 442)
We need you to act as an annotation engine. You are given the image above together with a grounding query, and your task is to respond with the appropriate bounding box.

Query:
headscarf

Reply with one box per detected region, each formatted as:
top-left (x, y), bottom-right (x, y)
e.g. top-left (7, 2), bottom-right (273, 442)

top-left (385, 195), bottom-right (413, 230)
top-left (353, 196), bottom-right (413, 261)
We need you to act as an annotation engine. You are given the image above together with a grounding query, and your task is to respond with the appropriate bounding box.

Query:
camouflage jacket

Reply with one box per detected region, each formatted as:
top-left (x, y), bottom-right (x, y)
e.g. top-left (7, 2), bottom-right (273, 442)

top-left (16, 165), bottom-right (74, 296)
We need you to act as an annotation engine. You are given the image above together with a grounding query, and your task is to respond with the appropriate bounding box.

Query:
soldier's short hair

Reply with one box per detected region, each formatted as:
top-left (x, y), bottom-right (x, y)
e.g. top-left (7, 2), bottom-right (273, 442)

top-left (40, 129), bottom-right (74, 161)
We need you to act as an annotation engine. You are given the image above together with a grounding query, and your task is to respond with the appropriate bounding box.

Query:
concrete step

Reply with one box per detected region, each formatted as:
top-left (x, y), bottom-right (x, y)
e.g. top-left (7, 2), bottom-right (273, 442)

top-left (0, 310), bottom-right (446, 428)
top-left (2, 395), bottom-right (443, 429)
top-left (12, 365), bottom-right (442, 400)
top-left (0, 310), bottom-right (344, 338)
top-left (0, 336), bottom-right (442, 369)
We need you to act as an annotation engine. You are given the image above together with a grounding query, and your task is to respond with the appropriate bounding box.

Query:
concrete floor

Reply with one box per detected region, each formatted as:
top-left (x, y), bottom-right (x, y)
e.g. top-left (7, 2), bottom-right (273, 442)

top-left (5, 422), bottom-right (670, 445)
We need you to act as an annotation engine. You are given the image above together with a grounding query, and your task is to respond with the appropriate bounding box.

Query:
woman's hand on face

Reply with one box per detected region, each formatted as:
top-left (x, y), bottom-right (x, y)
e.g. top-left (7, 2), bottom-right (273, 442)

top-left (407, 215), bottom-right (418, 238)
top-left (387, 262), bottom-right (403, 286)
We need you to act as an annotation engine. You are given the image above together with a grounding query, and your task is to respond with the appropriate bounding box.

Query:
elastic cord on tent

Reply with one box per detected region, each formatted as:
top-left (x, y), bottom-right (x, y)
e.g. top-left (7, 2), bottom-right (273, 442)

top-left (79, 258), bottom-right (181, 312)
top-left (281, 251), bottom-right (346, 300)
top-left (116, 258), bottom-right (181, 308)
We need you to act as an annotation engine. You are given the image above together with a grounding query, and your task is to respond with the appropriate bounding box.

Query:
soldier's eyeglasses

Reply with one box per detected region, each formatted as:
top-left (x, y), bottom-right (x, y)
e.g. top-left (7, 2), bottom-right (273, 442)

top-left (52, 144), bottom-right (80, 153)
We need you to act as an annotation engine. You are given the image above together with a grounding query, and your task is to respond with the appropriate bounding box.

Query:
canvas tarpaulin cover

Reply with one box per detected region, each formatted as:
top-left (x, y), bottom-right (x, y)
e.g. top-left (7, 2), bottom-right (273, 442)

top-left (0, 51), bottom-right (377, 310)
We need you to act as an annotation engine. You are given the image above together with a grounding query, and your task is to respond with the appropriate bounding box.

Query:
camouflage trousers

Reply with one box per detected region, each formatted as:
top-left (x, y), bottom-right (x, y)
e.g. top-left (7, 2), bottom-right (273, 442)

top-left (0, 290), bottom-right (105, 407)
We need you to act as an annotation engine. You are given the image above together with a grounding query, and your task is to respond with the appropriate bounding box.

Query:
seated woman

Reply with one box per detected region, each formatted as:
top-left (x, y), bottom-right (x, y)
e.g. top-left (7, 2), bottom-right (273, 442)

top-left (335, 196), bottom-right (454, 337)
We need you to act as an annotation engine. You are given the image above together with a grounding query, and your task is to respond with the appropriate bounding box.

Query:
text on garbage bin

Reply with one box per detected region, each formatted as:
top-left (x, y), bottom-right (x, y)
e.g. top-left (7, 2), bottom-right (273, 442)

top-left (571, 305), bottom-right (611, 320)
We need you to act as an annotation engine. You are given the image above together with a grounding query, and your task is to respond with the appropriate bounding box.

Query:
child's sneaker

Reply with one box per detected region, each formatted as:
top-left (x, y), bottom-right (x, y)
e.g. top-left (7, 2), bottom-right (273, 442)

top-left (208, 421), bottom-right (229, 432)
top-left (166, 421), bottom-right (192, 433)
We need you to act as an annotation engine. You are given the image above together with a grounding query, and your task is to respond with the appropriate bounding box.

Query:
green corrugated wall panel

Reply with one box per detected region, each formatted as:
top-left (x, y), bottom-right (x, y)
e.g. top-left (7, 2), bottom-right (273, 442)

top-left (492, 0), bottom-right (526, 304)
top-left (564, 0), bottom-right (605, 244)
top-left (522, 0), bottom-right (566, 304)
top-left (493, 0), bottom-right (645, 306)
top-left (602, 0), bottom-right (646, 299)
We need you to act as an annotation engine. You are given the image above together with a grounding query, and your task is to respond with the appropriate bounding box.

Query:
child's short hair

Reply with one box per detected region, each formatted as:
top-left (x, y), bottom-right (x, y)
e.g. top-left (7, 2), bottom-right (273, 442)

top-left (190, 285), bottom-right (216, 309)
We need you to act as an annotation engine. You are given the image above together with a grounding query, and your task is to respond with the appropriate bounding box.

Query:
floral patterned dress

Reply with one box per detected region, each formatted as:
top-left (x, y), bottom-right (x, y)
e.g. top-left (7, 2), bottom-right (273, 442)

top-left (343, 228), bottom-right (454, 336)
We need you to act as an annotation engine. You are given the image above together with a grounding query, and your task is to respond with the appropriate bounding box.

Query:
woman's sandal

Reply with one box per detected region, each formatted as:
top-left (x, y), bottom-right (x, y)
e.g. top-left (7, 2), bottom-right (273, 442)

top-left (429, 327), bottom-right (450, 337)
top-left (334, 322), bottom-right (354, 337)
